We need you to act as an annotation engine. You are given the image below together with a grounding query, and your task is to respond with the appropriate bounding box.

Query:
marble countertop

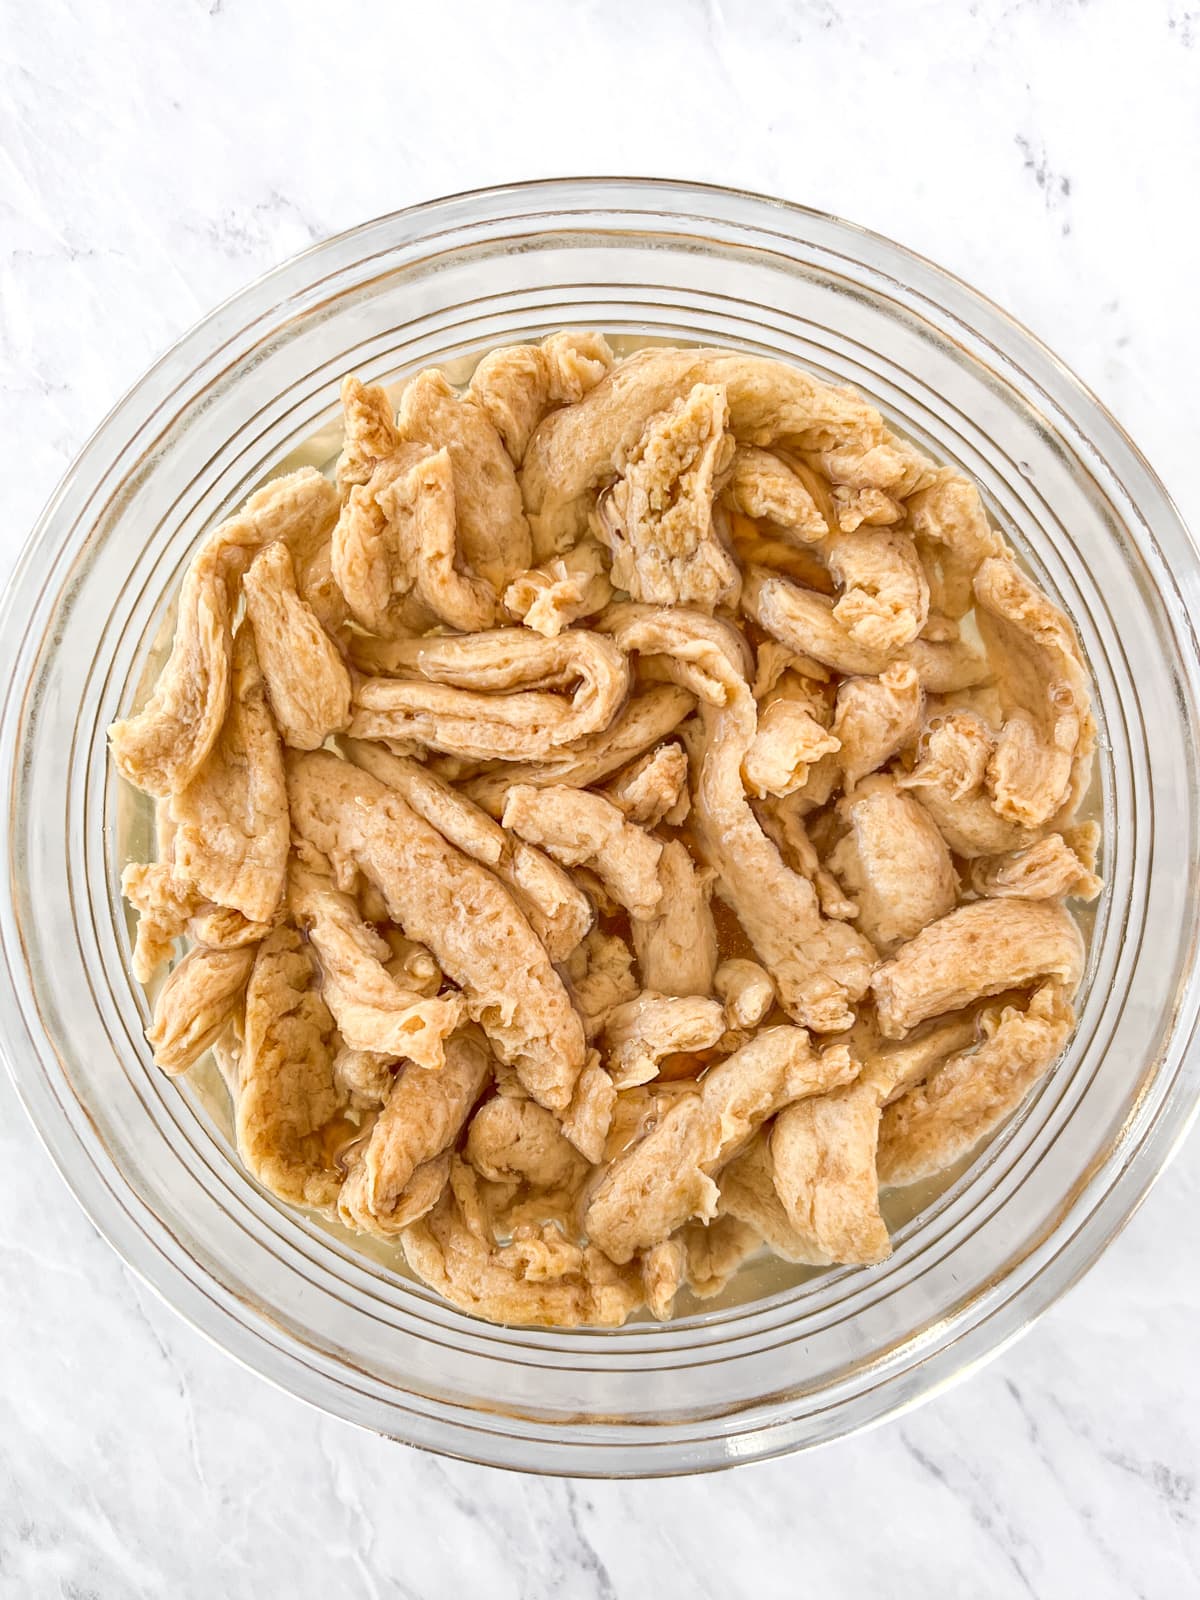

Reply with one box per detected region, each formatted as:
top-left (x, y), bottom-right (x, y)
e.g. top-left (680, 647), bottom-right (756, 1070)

top-left (2, 1), bottom-right (1198, 1594)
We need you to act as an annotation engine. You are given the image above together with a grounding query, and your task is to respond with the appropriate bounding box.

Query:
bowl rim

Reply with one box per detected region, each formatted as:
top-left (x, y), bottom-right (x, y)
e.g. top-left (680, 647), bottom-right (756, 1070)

top-left (2, 176), bottom-right (1199, 1477)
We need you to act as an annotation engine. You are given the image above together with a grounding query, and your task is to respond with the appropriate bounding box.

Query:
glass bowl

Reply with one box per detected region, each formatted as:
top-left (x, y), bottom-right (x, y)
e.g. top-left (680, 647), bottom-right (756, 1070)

top-left (2, 178), bottom-right (1199, 1477)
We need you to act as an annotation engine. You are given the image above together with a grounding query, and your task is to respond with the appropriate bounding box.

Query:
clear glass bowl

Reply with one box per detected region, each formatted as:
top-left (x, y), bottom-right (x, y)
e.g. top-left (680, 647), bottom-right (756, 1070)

top-left (3, 178), bottom-right (1199, 1476)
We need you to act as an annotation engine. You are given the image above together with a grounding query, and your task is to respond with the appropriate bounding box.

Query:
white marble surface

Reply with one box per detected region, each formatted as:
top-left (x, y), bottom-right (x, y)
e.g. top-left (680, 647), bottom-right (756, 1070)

top-left (2, 0), bottom-right (1199, 1594)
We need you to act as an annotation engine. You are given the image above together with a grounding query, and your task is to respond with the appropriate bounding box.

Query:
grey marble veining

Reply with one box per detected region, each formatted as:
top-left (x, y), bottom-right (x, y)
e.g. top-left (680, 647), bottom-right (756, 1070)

top-left (1, 1), bottom-right (1198, 1595)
